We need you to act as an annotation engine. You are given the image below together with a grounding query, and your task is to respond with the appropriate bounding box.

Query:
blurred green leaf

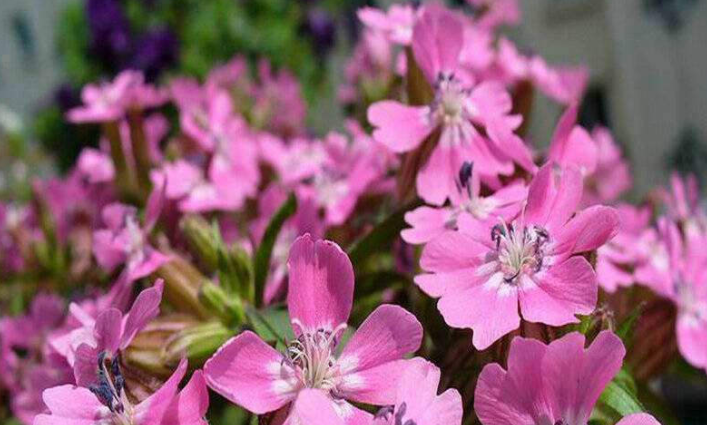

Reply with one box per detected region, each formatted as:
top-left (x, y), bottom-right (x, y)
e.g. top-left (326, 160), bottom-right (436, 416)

top-left (616, 302), bottom-right (645, 347)
top-left (252, 193), bottom-right (297, 307)
top-left (595, 369), bottom-right (644, 422)
top-left (246, 305), bottom-right (294, 348)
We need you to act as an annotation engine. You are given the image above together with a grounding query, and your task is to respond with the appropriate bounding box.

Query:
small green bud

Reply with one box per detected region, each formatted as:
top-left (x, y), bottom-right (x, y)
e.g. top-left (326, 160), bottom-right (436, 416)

top-left (162, 321), bottom-right (233, 367)
top-left (200, 281), bottom-right (247, 326)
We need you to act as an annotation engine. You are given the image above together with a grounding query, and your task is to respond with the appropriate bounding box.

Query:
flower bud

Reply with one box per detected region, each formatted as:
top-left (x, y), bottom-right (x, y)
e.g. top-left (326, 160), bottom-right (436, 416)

top-left (161, 321), bottom-right (232, 367)
top-left (152, 255), bottom-right (215, 320)
top-left (200, 281), bottom-right (247, 327)
top-left (180, 215), bottom-right (220, 271)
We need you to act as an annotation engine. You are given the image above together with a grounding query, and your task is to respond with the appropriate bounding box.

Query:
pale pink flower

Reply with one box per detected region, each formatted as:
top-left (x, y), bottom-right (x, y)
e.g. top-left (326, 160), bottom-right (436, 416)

top-left (34, 359), bottom-right (209, 425)
top-left (635, 218), bottom-right (707, 372)
top-left (467, 0), bottom-right (521, 29)
top-left (251, 60), bottom-right (307, 137)
top-left (582, 127), bottom-right (633, 206)
top-left (415, 164), bottom-right (619, 349)
top-left (372, 359), bottom-right (462, 425)
top-left (204, 235), bottom-right (423, 424)
top-left (401, 162), bottom-right (527, 245)
top-left (658, 173), bottom-right (705, 230)
top-left (596, 204), bottom-right (651, 292)
top-left (358, 4), bottom-right (418, 46)
top-left (67, 70), bottom-right (166, 123)
top-left (77, 148), bottom-right (115, 184)
top-left (475, 331), bottom-right (656, 425)
top-left (339, 28), bottom-right (398, 105)
top-left (92, 181), bottom-right (170, 282)
top-left (368, 6), bottom-right (534, 205)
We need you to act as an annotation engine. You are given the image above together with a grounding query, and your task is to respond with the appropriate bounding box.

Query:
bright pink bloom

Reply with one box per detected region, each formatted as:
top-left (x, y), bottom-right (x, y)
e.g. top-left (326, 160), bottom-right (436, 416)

top-left (373, 359), bottom-right (463, 425)
top-left (416, 164), bottom-right (619, 349)
top-left (368, 6), bottom-right (534, 205)
top-left (34, 359), bottom-right (209, 425)
top-left (402, 162), bottom-right (527, 245)
top-left (475, 331), bottom-right (633, 425)
top-left (547, 104), bottom-right (597, 176)
top-left (204, 235), bottom-right (423, 424)
top-left (251, 60), bottom-right (307, 137)
top-left (617, 414), bottom-right (662, 425)
top-left (659, 173), bottom-right (704, 227)
top-left (67, 70), bottom-right (166, 123)
top-left (582, 127), bottom-right (633, 206)
top-left (77, 148), bottom-right (115, 184)
top-left (467, 0), bottom-right (521, 29)
top-left (93, 182), bottom-right (170, 282)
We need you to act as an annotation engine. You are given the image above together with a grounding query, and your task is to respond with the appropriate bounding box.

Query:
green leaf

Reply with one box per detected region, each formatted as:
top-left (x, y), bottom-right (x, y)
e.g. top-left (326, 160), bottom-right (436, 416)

top-left (596, 369), bottom-right (644, 419)
top-left (347, 200), bottom-right (420, 269)
top-left (616, 302), bottom-right (645, 347)
top-left (246, 305), bottom-right (295, 348)
top-left (252, 193), bottom-right (297, 307)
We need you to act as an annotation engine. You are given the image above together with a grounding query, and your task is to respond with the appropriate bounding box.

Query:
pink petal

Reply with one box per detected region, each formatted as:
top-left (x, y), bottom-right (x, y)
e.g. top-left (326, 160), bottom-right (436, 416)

top-left (287, 235), bottom-right (354, 334)
top-left (144, 174), bottom-right (166, 232)
top-left (396, 359), bottom-right (463, 425)
top-left (519, 257), bottom-right (597, 326)
top-left (401, 206), bottom-right (451, 245)
top-left (553, 206), bottom-right (620, 255)
top-left (419, 230), bottom-right (487, 273)
top-left (94, 308), bottom-right (123, 353)
top-left (676, 316), bottom-right (707, 370)
top-left (415, 268), bottom-right (482, 298)
top-left (121, 279), bottom-right (164, 350)
top-left (543, 331), bottom-right (625, 425)
top-left (475, 364), bottom-right (536, 425)
top-left (411, 5), bottom-right (464, 82)
top-left (417, 145), bottom-right (456, 206)
top-left (204, 331), bottom-right (293, 414)
top-left (39, 384), bottom-right (104, 419)
top-left (437, 273), bottom-right (520, 350)
top-left (339, 359), bottom-right (411, 406)
top-left (137, 359), bottom-right (188, 425)
top-left (616, 413), bottom-right (662, 425)
top-left (524, 163), bottom-right (583, 232)
top-left (161, 370), bottom-right (210, 425)
top-left (368, 101), bottom-right (432, 153)
top-left (285, 390), bottom-right (344, 425)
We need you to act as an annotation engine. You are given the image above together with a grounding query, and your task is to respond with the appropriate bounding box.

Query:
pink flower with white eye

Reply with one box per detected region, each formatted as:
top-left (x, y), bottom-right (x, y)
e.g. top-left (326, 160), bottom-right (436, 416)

top-left (582, 127), bottom-right (632, 207)
top-left (92, 180), bottom-right (170, 282)
top-left (204, 235), bottom-right (423, 424)
top-left (596, 204), bottom-right (651, 293)
top-left (368, 6), bottom-right (534, 205)
top-left (402, 162), bottom-right (527, 245)
top-left (250, 185), bottom-right (324, 305)
top-left (34, 359), bottom-right (209, 425)
top-left (67, 70), bottom-right (166, 123)
top-left (475, 331), bottom-right (661, 425)
top-left (415, 164), bottom-right (619, 349)
top-left (358, 4), bottom-right (418, 45)
top-left (69, 280), bottom-right (164, 388)
top-left (373, 359), bottom-right (462, 425)
top-left (635, 219), bottom-right (707, 373)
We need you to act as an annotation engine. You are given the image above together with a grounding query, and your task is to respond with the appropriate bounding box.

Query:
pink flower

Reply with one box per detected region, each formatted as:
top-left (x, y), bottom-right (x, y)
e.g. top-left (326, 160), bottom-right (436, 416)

top-left (373, 359), bottom-right (463, 425)
top-left (596, 204), bottom-right (651, 292)
top-left (547, 104), bottom-right (598, 176)
top-left (368, 6), bottom-right (534, 205)
top-left (659, 173), bottom-right (704, 227)
top-left (34, 359), bottom-right (209, 425)
top-left (635, 219), bottom-right (707, 372)
top-left (251, 60), bottom-right (307, 137)
top-left (402, 162), bottom-right (527, 245)
top-left (474, 331), bottom-right (659, 425)
top-left (67, 70), bottom-right (166, 123)
top-left (70, 280), bottom-right (164, 387)
top-left (467, 0), bottom-right (521, 29)
top-left (358, 4), bottom-right (418, 45)
top-left (77, 148), bottom-right (115, 184)
top-left (582, 127), bottom-right (633, 206)
top-left (204, 235), bottom-right (423, 424)
top-left (415, 164), bottom-right (619, 349)
top-left (93, 188), bottom-right (170, 282)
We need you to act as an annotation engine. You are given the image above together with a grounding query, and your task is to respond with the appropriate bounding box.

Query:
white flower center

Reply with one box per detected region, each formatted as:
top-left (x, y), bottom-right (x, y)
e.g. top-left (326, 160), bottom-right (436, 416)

top-left (432, 74), bottom-right (469, 126)
top-left (492, 221), bottom-right (549, 284)
top-left (286, 322), bottom-right (346, 393)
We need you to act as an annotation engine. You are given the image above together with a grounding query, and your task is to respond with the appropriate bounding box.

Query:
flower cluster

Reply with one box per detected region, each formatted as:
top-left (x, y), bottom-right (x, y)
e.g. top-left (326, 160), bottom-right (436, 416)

top-left (0, 1), bottom-right (702, 425)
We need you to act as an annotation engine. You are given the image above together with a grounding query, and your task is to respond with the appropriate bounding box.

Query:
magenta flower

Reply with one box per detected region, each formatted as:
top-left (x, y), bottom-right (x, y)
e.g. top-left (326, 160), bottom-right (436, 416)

top-left (70, 280), bottom-right (164, 387)
top-left (402, 162), bottom-right (527, 245)
top-left (547, 104), bottom-right (598, 176)
top-left (416, 164), bottom-right (619, 349)
top-left (358, 4), bottom-right (418, 46)
top-left (93, 181), bottom-right (170, 282)
top-left (67, 70), bottom-right (166, 123)
top-left (368, 6), bottom-right (534, 205)
top-left (373, 359), bottom-right (462, 425)
top-left (34, 359), bottom-right (209, 425)
top-left (474, 331), bottom-right (661, 425)
top-left (77, 148), bottom-right (115, 184)
top-left (204, 235), bottom-right (423, 424)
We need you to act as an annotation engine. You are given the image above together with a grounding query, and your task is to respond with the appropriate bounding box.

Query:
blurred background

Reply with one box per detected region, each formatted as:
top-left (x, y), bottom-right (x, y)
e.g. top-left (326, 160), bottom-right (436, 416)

top-left (1, 0), bottom-right (707, 201)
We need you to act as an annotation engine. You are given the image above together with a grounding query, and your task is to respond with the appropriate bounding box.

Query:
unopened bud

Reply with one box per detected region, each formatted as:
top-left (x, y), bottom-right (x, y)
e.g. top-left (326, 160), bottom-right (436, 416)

top-left (162, 321), bottom-right (232, 367)
top-left (152, 256), bottom-right (215, 320)
top-left (200, 281), bottom-right (247, 326)
top-left (217, 245), bottom-right (254, 302)
top-left (180, 215), bottom-right (221, 272)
